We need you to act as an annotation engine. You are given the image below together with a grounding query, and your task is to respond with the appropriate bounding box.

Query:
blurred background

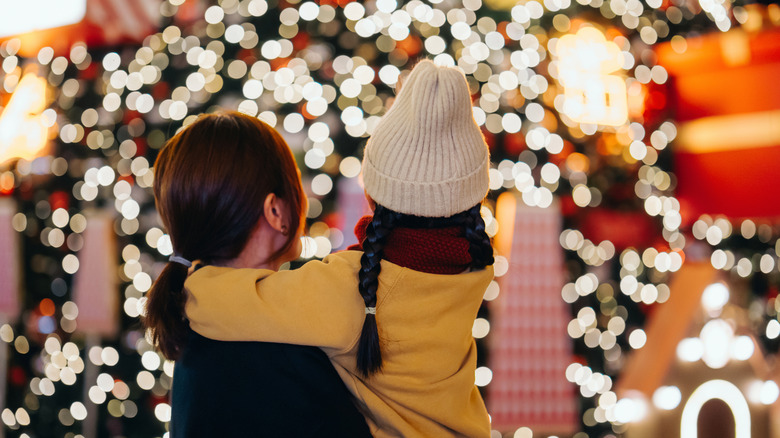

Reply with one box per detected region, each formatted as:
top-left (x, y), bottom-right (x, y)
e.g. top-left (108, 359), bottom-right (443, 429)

top-left (0, 0), bottom-right (779, 436)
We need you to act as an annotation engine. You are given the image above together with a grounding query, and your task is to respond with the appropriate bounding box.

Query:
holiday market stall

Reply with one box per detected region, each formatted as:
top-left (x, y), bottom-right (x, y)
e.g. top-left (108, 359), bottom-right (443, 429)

top-left (0, 0), bottom-right (779, 437)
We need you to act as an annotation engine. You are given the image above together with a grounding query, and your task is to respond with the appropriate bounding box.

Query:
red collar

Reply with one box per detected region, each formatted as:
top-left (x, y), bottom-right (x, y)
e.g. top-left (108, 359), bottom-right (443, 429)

top-left (347, 216), bottom-right (472, 275)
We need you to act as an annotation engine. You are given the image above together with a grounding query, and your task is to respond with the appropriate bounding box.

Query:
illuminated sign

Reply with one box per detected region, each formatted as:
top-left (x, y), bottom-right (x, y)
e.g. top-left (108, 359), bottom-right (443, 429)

top-left (680, 380), bottom-right (750, 438)
top-left (0, 0), bottom-right (87, 37)
top-left (555, 27), bottom-right (628, 127)
top-left (0, 72), bottom-right (51, 163)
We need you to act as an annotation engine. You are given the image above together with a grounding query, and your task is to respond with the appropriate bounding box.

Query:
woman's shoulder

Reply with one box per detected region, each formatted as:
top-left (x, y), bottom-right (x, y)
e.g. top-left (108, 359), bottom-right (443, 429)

top-left (176, 330), bottom-right (325, 370)
top-left (172, 331), bottom-right (372, 437)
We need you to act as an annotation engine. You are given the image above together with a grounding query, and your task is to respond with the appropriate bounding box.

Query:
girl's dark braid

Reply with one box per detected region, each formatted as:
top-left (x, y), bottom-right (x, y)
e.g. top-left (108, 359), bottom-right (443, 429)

top-left (356, 204), bottom-right (401, 377)
top-left (355, 203), bottom-right (493, 377)
top-left (462, 204), bottom-right (494, 269)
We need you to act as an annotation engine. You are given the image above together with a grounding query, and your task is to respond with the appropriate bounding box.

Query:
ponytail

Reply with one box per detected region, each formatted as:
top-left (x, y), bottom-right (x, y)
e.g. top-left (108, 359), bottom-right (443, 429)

top-left (356, 205), bottom-right (401, 377)
top-left (143, 261), bottom-right (190, 360)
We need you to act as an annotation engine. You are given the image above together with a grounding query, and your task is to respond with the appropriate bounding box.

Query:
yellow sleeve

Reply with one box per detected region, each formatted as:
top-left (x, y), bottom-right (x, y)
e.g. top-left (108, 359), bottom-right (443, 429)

top-left (183, 251), bottom-right (366, 352)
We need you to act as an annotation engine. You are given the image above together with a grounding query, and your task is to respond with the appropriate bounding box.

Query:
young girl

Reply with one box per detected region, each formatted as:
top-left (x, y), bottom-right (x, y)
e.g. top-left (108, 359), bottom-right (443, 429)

top-left (184, 60), bottom-right (494, 437)
top-left (145, 112), bottom-right (371, 437)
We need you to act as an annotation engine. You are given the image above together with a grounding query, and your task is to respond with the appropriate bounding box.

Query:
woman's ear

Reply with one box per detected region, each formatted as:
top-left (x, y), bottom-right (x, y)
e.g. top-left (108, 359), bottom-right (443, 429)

top-left (263, 193), bottom-right (288, 234)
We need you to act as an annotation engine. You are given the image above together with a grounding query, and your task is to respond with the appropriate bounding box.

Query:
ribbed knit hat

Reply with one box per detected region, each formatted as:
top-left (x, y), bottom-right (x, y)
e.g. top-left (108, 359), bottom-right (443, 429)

top-left (361, 60), bottom-right (490, 218)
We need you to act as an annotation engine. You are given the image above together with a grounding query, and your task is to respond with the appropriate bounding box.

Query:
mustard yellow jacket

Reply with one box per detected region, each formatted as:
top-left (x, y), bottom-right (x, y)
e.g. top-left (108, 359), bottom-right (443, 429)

top-left (184, 251), bottom-right (494, 438)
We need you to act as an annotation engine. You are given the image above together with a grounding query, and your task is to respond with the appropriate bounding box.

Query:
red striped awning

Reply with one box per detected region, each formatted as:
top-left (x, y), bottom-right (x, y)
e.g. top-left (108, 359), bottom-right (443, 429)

top-left (2, 0), bottom-right (168, 56)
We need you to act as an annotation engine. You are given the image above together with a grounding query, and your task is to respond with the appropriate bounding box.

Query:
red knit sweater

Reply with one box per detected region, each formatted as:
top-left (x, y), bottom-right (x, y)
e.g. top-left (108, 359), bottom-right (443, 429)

top-left (347, 215), bottom-right (472, 274)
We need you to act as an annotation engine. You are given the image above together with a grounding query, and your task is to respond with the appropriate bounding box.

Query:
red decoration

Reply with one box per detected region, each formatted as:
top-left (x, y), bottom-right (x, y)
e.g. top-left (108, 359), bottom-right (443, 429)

top-left (9, 366), bottom-right (26, 387)
top-left (395, 34), bottom-right (422, 57)
top-left (579, 208), bottom-right (656, 250)
top-left (79, 61), bottom-right (99, 81)
top-left (656, 27), bottom-right (780, 220)
top-left (642, 81), bottom-right (668, 129)
top-left (489, 196), bottom-right (577, 433)
top-left (291, 32), bottom-right (310, 52)
top-left (135, 137), bottom-right (148, 157)
top-left (151, 82), bottom-right (171, 101)
top-left (503, 132), bottom-right (526, 155)
top-left (675, 146), bottom-right (780, 219)
top-left (49, 191), bottom-right (70, 211)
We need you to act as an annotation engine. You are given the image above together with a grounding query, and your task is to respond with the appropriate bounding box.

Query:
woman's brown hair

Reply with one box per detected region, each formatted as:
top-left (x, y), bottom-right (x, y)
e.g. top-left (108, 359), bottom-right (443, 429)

top-left (143, 111), bottom-right (305, 360)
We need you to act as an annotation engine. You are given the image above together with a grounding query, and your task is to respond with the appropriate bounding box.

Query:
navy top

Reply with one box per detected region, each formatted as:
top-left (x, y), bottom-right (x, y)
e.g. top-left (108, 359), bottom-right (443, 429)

top-left (171, 329), bottom-right (372, 437)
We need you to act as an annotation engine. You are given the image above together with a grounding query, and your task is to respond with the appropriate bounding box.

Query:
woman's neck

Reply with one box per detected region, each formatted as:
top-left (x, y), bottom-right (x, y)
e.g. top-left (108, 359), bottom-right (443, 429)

top-left (208, 219), bottom-right (288, 271)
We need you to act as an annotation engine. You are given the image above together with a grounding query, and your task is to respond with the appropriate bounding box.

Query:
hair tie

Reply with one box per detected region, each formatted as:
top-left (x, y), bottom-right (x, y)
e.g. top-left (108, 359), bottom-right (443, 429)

top-left (365, 307), bottom-right (376, 315)
top-left (169, 255), bottom-right (192, 268)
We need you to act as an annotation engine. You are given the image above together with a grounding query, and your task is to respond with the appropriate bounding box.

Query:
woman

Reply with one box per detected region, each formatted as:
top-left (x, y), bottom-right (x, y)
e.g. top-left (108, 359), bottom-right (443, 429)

top-left (183, 61), bottom-right (495, 437)
top-left (143, 112), bottom-right (371, 437)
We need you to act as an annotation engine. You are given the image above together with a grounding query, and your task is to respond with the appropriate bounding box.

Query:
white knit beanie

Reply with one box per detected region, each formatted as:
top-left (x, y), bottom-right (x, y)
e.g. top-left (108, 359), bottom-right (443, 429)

top-left (361, 60), bottom-right (490, 218)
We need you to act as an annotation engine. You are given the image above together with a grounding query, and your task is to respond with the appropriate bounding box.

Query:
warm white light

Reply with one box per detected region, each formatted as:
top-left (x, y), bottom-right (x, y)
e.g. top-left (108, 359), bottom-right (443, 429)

top-left (70, 402), bottom-right (88, 421)
top-left (0, 0), bottom-right (86, 37)
top-left (513, 427), bottom-right (533, 438)
top-left (154, 403), bottom-right (172, 422)
top-left (731, 336), bottom-right (754, 361)
top-left (759, 381), bottom-right (779, 405)
top-left (555, 27), bottom-right (628, 126)
top-left (767, 320), bottom-right (780, 340)
top-left (565, 363), bottom-right (582, 383)
top-left (681, 380), bottom-right (750, 438)
top-left (628, 329), bottom-right (647, 349)
top-left (475, 367), bottom-right (493, 387)
top-left (0, 72), bottom-right (50, 163)
top-left (300, 236), bottom-right (317, 259)
top-left (701, 283), bottom-right (729, 316)
top-left (700, 319), bottom-right (733, 369)
top-left (614, 397), bottom-right (647, 423)
top-left (677, 337), bottom-right (704, 362)
top-left (472, 318), bottom-right (490, 339)
top-left (652, 386), bottom-right (682, 410)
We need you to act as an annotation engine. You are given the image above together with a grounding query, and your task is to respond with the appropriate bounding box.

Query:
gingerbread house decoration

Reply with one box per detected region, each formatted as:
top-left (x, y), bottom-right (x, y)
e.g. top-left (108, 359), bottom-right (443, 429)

top-left (614, 262), bottom-right (780, 437)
